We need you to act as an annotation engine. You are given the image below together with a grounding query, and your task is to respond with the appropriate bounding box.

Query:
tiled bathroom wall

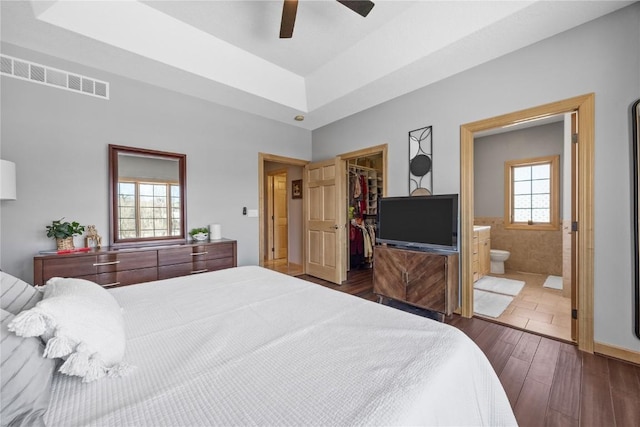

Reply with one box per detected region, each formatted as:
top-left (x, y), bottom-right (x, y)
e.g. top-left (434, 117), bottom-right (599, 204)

top-left (474, 217), bottom-right (562, 276)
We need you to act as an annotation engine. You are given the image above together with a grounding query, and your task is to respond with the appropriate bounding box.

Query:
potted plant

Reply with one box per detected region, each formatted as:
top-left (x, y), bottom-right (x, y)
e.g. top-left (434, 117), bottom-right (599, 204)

top-left (46, 218), bottom-right (85, 250)
top-left (189, 227), bottom-right (209, 242)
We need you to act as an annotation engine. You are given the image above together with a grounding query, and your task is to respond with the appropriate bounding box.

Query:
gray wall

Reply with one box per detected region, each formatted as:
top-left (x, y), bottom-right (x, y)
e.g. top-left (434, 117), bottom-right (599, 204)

top-left (312, 4), bottom-right (640, 351)
top-left (0, 43), bottom-right (312, 281)
top-left (474, 121), bottom-right (564, 218)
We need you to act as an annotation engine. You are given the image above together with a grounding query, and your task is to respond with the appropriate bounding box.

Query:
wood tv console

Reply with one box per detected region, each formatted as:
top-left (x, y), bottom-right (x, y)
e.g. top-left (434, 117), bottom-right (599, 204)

top-left (33, 239), bottom-right (237, 288)
top-left (373, 245), bottom-right (459, 315)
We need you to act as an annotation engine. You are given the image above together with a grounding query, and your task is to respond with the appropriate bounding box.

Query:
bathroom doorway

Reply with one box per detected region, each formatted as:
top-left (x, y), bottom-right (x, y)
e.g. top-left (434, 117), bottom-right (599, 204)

top-left (460, 94), bottom-right (595, 353)
top-left (472, 116), bottom-right (571, 341)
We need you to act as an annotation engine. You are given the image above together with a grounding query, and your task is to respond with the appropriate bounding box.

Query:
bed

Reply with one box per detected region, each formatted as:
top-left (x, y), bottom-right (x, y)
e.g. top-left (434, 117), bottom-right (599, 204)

top-left (4, 266), bottom-right (517, 426)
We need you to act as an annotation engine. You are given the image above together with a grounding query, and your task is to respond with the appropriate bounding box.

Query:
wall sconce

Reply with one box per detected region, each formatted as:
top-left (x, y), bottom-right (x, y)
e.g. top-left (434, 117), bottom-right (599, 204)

top-left (0, 159), bottom-right (17, 200)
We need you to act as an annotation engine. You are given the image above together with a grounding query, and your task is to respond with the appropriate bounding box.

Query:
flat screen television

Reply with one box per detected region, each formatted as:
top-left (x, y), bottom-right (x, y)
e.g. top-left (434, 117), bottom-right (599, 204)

top-left (376, 194), bottom-right (458, 252)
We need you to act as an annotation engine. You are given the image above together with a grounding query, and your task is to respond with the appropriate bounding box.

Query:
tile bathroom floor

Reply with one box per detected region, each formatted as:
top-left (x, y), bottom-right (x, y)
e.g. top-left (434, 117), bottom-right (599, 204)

top-left (476, 270), bottom-right (573, 342)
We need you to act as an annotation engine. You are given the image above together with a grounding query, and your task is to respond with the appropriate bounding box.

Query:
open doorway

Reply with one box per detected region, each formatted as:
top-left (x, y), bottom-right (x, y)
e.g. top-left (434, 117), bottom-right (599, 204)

top-left (299, 145), bottom-right (387, 285)
top-left (258, 153), bottom-right (309, 276)
top-left (472, 115), bottom-right (572, 342)
top-left (460, 93), bottom-right (595, 353)
top-left (266, 169), bottom-right (289, 262)
top-left (339, 145), bottom-right (388, 277)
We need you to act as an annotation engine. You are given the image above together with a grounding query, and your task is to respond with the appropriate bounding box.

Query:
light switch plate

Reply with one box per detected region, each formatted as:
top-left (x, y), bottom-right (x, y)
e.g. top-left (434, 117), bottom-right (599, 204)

top-left (247, 209), bottom-right (259, 217)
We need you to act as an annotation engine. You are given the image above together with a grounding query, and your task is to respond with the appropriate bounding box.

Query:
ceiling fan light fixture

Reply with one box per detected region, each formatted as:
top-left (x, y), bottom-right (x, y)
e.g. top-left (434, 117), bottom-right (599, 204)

top-left (280, 0), bottom-right (298, 39)
top-left (279, 0), bottom-right (375, 39)
top-left (337, 0), bottom-right (375, 18)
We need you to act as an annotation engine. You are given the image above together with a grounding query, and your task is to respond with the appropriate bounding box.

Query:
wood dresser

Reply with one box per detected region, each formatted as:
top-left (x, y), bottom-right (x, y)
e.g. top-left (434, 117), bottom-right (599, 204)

top-left (373, 245), bottom-right (459, 315)
top-left (33, 239), bottom-right (237, 288)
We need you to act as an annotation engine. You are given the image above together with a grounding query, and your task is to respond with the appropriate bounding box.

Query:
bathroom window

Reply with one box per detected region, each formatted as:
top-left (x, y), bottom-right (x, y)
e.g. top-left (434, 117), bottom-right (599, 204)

top-left (504, 155), bottom-right (560, 230)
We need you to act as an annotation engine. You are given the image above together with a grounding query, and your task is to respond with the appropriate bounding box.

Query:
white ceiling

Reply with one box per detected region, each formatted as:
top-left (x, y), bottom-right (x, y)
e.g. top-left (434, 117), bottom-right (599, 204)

top-left (0, 1), bottom-right (633, 130)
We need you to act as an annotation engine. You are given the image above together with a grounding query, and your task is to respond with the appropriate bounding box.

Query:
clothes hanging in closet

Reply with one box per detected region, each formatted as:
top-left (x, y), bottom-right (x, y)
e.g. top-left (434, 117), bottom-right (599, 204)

top-left (353, 173), bottom-right (361, 199)
top-left (350, 218), bottom-right (375, 268)
top-left (349, 171), bottom-right (368, 216)
top-left (359, 174), bottom-right (368, 214)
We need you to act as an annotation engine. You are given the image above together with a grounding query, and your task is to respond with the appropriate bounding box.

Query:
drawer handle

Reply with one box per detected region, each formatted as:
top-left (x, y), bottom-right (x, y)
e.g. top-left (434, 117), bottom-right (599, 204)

top-left (93, 260), bottom-right (121, 266)
top-left (191, 252), bottom-right (208, 256)
top-left (191, 269), bottom-right (208, 274)
top-left (104, 282), bottom-right (120, 287)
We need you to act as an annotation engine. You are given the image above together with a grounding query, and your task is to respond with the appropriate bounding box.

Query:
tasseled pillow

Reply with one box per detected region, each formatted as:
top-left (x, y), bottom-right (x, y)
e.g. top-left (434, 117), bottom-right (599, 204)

top-left (8, 277), bottom-right (134, 382)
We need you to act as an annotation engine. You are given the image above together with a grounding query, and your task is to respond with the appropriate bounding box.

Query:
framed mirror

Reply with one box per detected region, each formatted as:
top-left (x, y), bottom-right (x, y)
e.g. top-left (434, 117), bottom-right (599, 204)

top-left (633, 99), bottom-right (640, 339)
top-left (109, 145), bottom-right (187, 248)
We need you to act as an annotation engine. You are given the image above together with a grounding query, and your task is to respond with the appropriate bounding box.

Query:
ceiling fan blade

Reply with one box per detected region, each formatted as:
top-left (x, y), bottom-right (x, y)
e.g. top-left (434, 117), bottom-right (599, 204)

top-left (280, 0), bottom-right (298, 39)
top-left (337, 0), bottom-right (375, 17)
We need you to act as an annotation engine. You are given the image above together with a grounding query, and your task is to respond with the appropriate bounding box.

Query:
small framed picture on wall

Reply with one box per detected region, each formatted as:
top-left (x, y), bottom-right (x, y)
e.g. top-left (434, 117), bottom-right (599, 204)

top-left (292, 179), bottom-right (302, 199)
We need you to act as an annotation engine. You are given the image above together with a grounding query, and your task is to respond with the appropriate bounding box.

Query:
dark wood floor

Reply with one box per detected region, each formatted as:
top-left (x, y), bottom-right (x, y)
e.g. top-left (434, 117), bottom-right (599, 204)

top-left (295, 268), bottom-right (640, 427)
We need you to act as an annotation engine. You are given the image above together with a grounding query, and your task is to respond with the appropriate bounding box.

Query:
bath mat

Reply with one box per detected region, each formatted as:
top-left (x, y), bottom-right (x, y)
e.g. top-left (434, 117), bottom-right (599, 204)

top-left (474, 290), bottom-right (514, 318)
top-left (474, 276), bottom-right (525, 296)
top-left (543, 275), bottom-right (563, 290)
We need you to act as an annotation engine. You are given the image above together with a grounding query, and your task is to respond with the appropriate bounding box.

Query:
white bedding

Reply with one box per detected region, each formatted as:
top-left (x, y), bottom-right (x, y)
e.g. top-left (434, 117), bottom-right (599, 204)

top-left (45, 266), bottom-right (517, 426)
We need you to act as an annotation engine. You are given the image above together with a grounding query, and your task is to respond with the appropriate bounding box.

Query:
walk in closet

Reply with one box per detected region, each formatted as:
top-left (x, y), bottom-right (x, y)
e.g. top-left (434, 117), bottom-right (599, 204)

top-left (347, 155), bottom-right (383, 270)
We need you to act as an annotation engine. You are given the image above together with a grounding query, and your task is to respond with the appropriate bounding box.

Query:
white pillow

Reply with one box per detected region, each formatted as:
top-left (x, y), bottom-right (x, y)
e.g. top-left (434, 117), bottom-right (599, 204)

top-left (2, 308), bottom-right (56, 427)
top-left (1, 270), bottom-right (43, 315)
top-left (7, 277), bottom-right (133, 382)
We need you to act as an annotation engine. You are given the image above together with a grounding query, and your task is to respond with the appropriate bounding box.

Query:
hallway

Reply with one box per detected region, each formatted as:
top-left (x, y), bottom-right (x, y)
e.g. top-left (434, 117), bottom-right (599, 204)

top-left (262, 258), bottom-right (303, 276)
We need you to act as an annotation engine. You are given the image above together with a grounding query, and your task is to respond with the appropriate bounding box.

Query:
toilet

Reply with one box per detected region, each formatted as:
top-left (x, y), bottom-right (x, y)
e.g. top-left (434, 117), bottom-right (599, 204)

top-left (490, 249), bottom-right (511, 274)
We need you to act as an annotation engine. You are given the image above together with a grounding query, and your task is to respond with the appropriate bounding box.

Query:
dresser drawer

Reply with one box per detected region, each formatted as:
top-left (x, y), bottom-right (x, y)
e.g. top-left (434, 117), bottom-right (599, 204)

top-left (158, 263), bottom-right (198, 280)
top-left (205, 257), bottom-right (234, 271)
top-left (159, 257), bottom-right (234, 280)
top-left (191, 258), bottom-right (235, 273)
top-left (42, 256), bottom-right (98, 280)
top-left (96, 267), bottom-right (158, 288)
top-left (197, 242), bottom-right (235, 261)
top-left (95, 251), bottom-right (157, 273)
top-left (158, 246), bottom-right (194, 266)
top-left (42, 267), bottom-right (158, 289)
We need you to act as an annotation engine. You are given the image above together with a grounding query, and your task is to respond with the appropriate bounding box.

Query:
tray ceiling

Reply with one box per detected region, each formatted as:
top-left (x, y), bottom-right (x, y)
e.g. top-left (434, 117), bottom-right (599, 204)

top-left (0, 1), bottom-right (632, 130)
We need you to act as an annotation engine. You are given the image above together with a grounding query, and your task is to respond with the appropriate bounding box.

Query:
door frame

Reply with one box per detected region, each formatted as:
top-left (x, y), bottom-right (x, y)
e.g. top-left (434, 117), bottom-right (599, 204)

top-left (460, 93), bottom-right (595, 353)
top-left (258, 153), bottom-right (309, 268)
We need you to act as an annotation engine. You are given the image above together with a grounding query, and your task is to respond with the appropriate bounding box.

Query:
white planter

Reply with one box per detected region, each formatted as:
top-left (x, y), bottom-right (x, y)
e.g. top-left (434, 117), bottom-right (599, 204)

top-left (192, 233), bottom-right (208, 241)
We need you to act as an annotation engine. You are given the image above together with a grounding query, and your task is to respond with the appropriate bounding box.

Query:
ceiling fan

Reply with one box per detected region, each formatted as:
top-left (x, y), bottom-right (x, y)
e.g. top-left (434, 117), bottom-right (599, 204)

top-left (280, 0), bottom-right (375, 39)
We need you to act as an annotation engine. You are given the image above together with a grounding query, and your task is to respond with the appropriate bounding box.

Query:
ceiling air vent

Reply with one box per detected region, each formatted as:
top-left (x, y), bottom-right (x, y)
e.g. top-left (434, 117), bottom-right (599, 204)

top-left (0, 54), bottom-right (109, 100)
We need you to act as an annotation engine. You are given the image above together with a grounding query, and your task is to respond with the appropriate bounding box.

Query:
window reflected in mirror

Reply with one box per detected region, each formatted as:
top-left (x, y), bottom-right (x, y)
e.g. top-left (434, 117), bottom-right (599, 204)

top-left (109, 145), bottom-right (186, 247)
